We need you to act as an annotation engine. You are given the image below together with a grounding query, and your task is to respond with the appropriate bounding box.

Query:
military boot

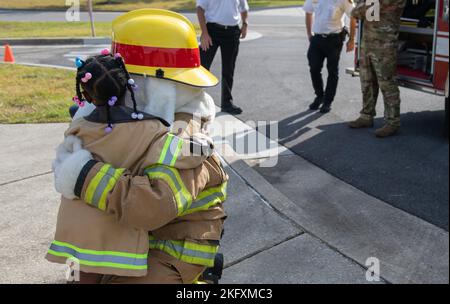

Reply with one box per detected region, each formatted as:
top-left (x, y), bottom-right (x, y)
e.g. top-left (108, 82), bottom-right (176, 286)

top-left (375, 124), bottom-right (398, 138)
top-left (348, 117), bottom-right (374, 129)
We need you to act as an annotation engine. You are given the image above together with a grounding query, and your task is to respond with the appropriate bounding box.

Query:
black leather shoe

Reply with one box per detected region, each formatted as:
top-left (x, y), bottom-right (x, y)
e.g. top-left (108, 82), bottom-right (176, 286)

top-left (309, 97), bottom-right (323, 110)
top-left (222, 104), bottom-right (243, 115)
top-left (319, 103), bottom-right (331, 113)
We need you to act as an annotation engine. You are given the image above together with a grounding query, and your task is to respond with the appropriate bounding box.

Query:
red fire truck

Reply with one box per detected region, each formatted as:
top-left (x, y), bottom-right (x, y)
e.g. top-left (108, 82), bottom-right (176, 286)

top-left (347, 0), bottom-right (449, 132)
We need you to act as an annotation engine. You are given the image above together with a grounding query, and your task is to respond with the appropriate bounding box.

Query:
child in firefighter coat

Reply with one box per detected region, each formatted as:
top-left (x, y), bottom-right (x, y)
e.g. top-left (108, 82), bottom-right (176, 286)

top-left (47, 51), bottom-right (228, 283)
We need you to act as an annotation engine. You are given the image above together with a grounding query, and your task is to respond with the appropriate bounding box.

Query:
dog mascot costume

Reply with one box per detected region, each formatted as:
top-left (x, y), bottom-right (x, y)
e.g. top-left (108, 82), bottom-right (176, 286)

top-left (48, 9), bottom-right (228, 284)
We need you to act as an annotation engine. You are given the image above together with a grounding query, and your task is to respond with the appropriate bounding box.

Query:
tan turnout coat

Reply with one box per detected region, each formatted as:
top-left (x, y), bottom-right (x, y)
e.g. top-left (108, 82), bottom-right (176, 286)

top-left (46, 106), bottom-right (228, 277)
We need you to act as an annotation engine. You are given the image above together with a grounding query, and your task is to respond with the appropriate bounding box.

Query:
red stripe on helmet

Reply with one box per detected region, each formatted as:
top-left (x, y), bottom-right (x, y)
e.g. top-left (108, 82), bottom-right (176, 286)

top-left (113, 42), bottom-right (201, 69)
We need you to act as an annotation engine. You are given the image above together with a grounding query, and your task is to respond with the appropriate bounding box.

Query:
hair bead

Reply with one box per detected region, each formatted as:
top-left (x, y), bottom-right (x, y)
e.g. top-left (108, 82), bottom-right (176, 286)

top-left (108, 96), bottom-right (117, 106)
top-left (75, 57), bottom-right (84, 68)
top-left (75, 53), bottom-right (140, 133)
top-left (81, 72), bottom-right (92, 83)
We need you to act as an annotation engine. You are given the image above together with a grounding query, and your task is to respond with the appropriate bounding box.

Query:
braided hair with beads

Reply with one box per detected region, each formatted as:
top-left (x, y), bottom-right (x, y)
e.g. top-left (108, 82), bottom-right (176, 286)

top-left (74, 49), bottom-right (141, 133)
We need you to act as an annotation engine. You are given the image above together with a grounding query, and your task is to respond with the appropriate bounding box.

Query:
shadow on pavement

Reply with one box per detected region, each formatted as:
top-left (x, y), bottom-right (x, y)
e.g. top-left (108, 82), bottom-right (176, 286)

top-left (271, 110), bottom-right (449, 230)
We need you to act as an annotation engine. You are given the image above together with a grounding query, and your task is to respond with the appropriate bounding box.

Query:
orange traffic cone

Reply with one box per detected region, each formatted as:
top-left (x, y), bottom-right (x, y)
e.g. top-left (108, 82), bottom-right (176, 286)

top-left (3, 44), bottom-right (15, 63)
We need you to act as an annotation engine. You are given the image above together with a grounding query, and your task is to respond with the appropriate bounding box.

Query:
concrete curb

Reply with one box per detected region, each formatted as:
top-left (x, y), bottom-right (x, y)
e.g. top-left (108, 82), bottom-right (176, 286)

top-left (219, 144), bottom-right (449, 284)
top-left (0, 31), bottom-right (263, 46)
top-left (0, 37), bottom-right (110, 46)
top-left (3, 62), bottom-right (76, 71)
top-left (212, 112), bottom-right (448, 284)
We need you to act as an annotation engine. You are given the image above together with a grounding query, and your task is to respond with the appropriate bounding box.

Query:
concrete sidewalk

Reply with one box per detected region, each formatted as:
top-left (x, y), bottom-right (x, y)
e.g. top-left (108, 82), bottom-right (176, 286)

top-left (0, 113), bottom-right (448, 283)
top-left (0, 122), bottom-right (369, 284)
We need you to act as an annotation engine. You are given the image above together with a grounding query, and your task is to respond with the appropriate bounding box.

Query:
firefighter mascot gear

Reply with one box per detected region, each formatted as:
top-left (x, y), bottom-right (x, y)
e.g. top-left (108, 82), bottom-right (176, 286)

top-left (112, 9), bottom-right (218, 87)
top-left (48, 9), bottom-right (228, 284)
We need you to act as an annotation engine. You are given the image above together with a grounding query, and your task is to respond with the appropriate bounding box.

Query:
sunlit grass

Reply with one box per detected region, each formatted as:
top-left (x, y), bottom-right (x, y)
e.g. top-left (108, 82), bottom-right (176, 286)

top-left (0, 64), bottom-right (74, 123)
top-left (0, 21), bottom-right (112, 38)
top-left (0, 0), bottom-right (304, 11)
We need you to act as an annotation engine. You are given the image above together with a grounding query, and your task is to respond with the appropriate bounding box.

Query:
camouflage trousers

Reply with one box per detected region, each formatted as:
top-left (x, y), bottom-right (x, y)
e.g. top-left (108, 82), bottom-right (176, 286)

top-left (359, 46), bottom-right (401, 127)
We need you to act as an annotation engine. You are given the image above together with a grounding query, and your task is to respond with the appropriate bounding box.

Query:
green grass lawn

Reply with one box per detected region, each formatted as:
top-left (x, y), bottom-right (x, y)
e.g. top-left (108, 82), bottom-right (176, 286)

top-left (0, 21), bottom-right (112, 38)
top-left (0, 64), bottom-right (74, 123)
top-left (0, 21), bottom-right (199, 38)
top-left (0, 0), bottom-right (304, 11)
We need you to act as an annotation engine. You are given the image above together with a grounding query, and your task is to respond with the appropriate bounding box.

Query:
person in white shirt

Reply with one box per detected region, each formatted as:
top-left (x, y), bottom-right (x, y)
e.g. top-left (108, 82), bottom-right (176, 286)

top-left (197, 0), bottom-right (249, 115)
top-left (303, 0), bottom-right (356, 113)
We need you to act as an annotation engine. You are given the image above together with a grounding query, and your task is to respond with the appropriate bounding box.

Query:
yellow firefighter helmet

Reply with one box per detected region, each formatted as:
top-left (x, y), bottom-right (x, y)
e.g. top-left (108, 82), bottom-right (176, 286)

top-left (112, 9), bottom-right (218, 87)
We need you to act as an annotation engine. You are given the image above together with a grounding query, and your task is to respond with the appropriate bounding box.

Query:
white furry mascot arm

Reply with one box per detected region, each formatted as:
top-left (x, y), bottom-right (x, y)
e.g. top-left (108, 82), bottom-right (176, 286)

top-left (53, 103), bottom-right (96, 199)
top-left (52, 135), bottom-right (93, 199)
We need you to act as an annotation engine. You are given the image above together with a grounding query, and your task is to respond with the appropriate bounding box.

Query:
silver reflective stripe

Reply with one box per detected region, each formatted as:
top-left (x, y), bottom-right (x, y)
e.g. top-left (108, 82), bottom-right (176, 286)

top-left (148, 240), bottom-right (216, 261)
top-left (188, 191), bottom-right (225, 211)
top-left (190, 140), bottom-right (204, 156)
top-left (161, 135), bottom-right (181, 166)
top-left (145, 166), bottom-right (190, 212)
top-left (49, 243), bottom-right (147, 267)
top-left (91, 166), bottom-right (116, 208)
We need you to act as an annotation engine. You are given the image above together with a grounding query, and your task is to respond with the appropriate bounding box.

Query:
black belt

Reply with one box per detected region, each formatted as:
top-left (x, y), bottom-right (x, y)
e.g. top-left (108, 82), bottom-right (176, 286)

top-left (315, 32), bottom-right (342, 38)
top-left (315, 28), bottom-right (347, 39)
top-left (207, 22), bottom-right (240, 30)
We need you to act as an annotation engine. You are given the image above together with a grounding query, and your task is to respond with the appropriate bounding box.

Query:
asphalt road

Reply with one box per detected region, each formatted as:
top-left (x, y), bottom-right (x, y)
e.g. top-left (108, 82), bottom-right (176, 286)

top-left (1, 8), bottom-right (448, 230)
top-left (212, 17), bottom-right (449, 230)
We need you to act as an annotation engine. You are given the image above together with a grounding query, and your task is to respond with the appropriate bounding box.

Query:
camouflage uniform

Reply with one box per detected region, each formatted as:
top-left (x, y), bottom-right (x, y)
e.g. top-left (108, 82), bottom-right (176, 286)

top-left (352, 0), bottom-right (406, 127)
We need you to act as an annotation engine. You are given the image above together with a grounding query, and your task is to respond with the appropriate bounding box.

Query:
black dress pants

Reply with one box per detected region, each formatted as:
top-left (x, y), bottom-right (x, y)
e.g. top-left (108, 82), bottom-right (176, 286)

top-left (307, 34), bottom-right (344, 105)
top-left (200, 23), bottom-right (241, 108)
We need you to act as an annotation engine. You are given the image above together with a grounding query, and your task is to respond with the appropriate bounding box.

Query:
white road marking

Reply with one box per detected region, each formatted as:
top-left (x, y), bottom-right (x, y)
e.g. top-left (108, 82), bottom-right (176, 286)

top-left (241, 30), bottom-right (263, 42)
top-left (252, 7), bottom-right (305, 17)
top-left (63, 46), bottom-right (109, 63)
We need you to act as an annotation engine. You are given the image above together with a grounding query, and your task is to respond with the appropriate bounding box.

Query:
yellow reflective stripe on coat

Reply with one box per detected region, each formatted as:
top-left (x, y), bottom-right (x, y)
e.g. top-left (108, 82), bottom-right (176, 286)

top-left (148, 235), bottom-right (218, 267)
top-left (144, 165), bottom-right (193, 215)
top-left (47, 240), bottom-right (148, 270)
top-left (181, 182), bottom-right (228, 216)
top-left (158, 134), bottom-right (184, 167)
top-left (84, 164), bottom-right (125, 211)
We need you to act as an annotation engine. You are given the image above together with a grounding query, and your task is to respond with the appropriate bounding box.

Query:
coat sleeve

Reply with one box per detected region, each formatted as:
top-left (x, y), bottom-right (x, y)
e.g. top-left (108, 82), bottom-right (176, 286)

top-left (74, 159), bottom-right (212, 231)
top-left (75, 160), bottom-right (177, 231)
top-left (145, 128), bottom-right (213, 170)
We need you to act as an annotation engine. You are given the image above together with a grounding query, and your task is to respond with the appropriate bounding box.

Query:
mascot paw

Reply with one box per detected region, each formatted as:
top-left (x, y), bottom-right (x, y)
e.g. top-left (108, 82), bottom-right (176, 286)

top-left (192, 133), bottom-right (215, 157)
top-left (54, 149), bottom-right (93, 199)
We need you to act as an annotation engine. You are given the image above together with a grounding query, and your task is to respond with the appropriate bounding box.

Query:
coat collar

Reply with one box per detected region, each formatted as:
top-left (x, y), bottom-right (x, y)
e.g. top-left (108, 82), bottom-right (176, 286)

top-left (84, 105), bottom-right (170, 127)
